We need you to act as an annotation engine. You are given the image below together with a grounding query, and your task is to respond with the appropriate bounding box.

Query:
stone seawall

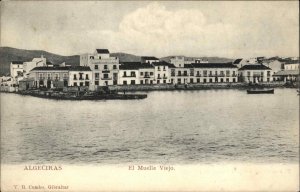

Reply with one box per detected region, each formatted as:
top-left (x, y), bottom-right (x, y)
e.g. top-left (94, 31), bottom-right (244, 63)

top-left (108, 82), bottom-right (286, 92)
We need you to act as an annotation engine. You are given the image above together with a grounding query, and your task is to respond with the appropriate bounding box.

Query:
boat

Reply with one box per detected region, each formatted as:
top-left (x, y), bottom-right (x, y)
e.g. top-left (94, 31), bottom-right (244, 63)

top-left (247, 89), bottom-right (274, 94)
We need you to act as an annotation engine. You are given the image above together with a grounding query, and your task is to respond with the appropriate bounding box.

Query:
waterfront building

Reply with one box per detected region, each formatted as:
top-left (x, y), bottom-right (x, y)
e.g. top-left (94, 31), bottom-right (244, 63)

top-left (190, 63), bottom-right (238, 84)
top-left (29, 66), bottom-right (91, 89)
top-left (153, 61), bottom-right (175, 84)
top-left (264, 59), bottom-right (284, 81)
top-left (170, 64), bottom-right (191, 84)
top-left (80, 49), bottom-right (120, 88)
top-left (138, 63), bottom-right (155, 84)
top-left (238, 64), bottom-right (272, 83)
top-left (170, 63), bottom-right (238, 84)
top-left (273, 60), bottom-right (299, 82)
top-left (10, 61), bottom-right (24, 85)
top-left (118, 62), bottom-right (140, 85)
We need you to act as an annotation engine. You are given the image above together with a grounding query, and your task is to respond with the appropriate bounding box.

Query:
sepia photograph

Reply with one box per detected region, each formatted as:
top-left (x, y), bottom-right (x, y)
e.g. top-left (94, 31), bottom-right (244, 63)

top-left (0, 1), bottom-right (299, 191)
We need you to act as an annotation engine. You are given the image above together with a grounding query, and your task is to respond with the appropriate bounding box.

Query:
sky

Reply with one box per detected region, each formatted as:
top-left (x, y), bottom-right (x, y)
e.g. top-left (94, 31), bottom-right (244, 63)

top-left (1, 1), bottom-right (299, 58)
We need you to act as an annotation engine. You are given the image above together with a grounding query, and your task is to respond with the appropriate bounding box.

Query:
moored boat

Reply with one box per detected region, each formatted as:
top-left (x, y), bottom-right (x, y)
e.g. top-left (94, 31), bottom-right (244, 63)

top-left (247, 89), bottom-right (274, 94)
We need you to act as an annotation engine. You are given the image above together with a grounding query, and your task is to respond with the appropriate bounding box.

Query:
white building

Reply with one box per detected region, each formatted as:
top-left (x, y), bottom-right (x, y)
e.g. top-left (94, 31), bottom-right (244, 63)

top-left (23, 55), bottom-right (47, 78)
top-left (10, 61), bottom-right (24, 85)
top-left (238, 64), bottom-right (272, 83)
top-left (80, 49), bottom-right (120, 88)
top-left (152, 61), bottom-right (174, 84)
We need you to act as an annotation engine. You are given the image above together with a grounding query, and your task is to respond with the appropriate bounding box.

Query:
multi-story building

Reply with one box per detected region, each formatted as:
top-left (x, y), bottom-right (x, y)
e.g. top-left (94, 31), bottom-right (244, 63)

top-left (80, 49), bottom-right (120, 87)
top-left (118, 62), bottom-right (140, 85)
top-left (273, 60), bottom-right (299, 82)
top-left (238, 64), bottom-right (272, 83)
top-left (23, 56), bottom-right (47, 78)
top-left (138, 63), bottom-right (155, 85)
top-left (10, 61), bottom-right (24, 85)
top-left (170, 63), bottom-right (238, 84)
top-left (29, 66), bottom-right (92, 88)
top-left (152, 61), bottom-right (174, 84)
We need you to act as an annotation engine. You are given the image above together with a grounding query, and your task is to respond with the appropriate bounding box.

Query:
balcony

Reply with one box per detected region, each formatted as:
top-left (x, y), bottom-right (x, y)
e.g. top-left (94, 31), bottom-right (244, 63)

top-left (163, 76), bottom-right (168, 79)
top-left (195, 74), bottom-right (201, 77)
top-left (123, 75), bottom-right (136, 78)
top-left (157, 77), bottom-right (162, 79)
top-left (102, 69), bottom-right (110, 73)
top-left (95, 77), bottom-right (99, 80)
top-left (144, 75), bottom-right (151, 78)
top-left (79, 78), bottom-right (84, 80)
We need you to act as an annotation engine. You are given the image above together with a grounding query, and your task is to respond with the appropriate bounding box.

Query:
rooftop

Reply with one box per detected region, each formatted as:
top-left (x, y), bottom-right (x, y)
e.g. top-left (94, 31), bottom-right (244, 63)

top-left (11, 61), bottom-right (24, 64)
top-left (239, 64), bottom-right (271, 70)
top-left (191, 63), bottom-right (238, 68)
top-left (31, 66), bottom-right (91, 71)
top-left (152, 61), bottom-right (176, 68)
top-left (96, 49), bottom-right (110, 54)
top-left (120, 62), bottom-right (154, 70)
top-left (233, 59), bottom-right (243, 64)
top-left (141, 56), bottom-right (159, 60)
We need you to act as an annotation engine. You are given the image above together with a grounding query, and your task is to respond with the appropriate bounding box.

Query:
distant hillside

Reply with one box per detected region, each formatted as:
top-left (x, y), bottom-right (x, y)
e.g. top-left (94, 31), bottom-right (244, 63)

top-left (0, 47), bottom-right (79, 75)
top-left (0, 47), bottom-right (235, 76)
top-left (160, 56), bottom-right (234, 63)
top-left (111, 52), bottom-right (141, 62)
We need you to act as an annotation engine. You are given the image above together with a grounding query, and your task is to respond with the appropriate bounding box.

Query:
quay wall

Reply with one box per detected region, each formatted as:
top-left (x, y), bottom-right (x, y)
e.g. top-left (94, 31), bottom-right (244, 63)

top-left (108, 82), bottom-right (286, 92)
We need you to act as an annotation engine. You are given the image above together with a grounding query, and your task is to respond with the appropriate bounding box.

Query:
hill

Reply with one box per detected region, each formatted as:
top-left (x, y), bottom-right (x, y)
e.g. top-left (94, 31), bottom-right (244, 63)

top-left (0, 47), bottom-right (236, 76)
top-left (0, 47), bottom-right (80, 75)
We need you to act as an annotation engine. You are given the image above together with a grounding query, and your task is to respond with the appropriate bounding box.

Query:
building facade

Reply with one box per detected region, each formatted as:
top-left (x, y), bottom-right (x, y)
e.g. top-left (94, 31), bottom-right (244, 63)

top-left (80, 49), bottom-right (120, 87)
top-left (238, 64), bottom-right (272, 83)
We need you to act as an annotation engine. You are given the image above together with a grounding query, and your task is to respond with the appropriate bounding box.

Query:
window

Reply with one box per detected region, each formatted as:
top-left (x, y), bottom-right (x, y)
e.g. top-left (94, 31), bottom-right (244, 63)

top-left (47, 74), bottom-right (51, 79)
top-left (64, 80), bottom-right (68, 86)
top-left (123, 71), bottom-right (127, 77)
top-left (190, 79), bottom-right (194, 83)
top-left (39, 74), bottom-right (43, 79)
top-left (63, 73), bottom-right (67, 79)
top-left (203, 70), bottom-right (207, 76)
top-left (163, 80), bottom-right (166, 83)
top-left (209, 79), bottom-right (212, 82)
top-left (74, 82), bottom-right (78, 86)
top-left (150, 80), bottom-right (153, 84)
top-left (113, 65), bottom-right (117, 69)
top-left (73, 74), bottom-right (77, 80)
top-left (150, 72), bottom-right (154, 76)
top-left (204, 79), bottom-right (207, 83)
top-left (140, 80), bottom-right (143, 84)
top-left (140, 72), bottom-right (144, 76)
top-left (86, 74), bottom-right (89, 80)
top-left (197, 78), bottom-right (200, 83)
top-left (123, 81), bottom-right (127, 85)
top-left (95, 65), bottom-right (98, 70)
top-left (247, 71), bottom-right (251, 76)
top-left (79, 73), bottom-right (83, 80)
top-left (131, 71), bottom-right (135, 77)
top-left (80, 82), bottom-right (84, 86)
top-left (178, 71), bottom-right (182, 76)
top-left (131, 80), bottom-right (135, 85)
top-left (104, 65), bottom-right (108, 70)
top-left (233, 78), bottom-right (236, 83)
top-left (104, 74), bottom-right (109, 79)
top-left (178, 78), bottom-right (181, 84)
top-left (158, 67), bottom-right (160, 71)
top-left (95, 73), bottom-right (99, 79)
top-left (226, 78), bottom-right (229, 82)
top-left (105, 81), bottom-right (108, 85)
top-left (220, 78), bottom-right (223, 82)
top-left (95, 81), bottom-right (99, 85)
top-left (232, 71), bottom-right (236, 76)
top-left (157, 80), bottom-right (160, 84)
top-left (55, 74), bottom-right (59, 80)
top-left (163, 66), bottom-right (166, 71)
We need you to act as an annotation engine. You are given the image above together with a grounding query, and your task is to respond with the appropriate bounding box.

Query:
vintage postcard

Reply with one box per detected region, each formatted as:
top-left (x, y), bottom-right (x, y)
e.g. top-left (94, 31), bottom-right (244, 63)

top-left (0, 1), bottom-right (299, 191)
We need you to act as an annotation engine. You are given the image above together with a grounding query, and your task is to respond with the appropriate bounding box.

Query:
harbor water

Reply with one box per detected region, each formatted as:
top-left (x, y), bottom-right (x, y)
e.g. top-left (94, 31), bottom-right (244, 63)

top-left (1, 88), bottom-right (298, 164)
